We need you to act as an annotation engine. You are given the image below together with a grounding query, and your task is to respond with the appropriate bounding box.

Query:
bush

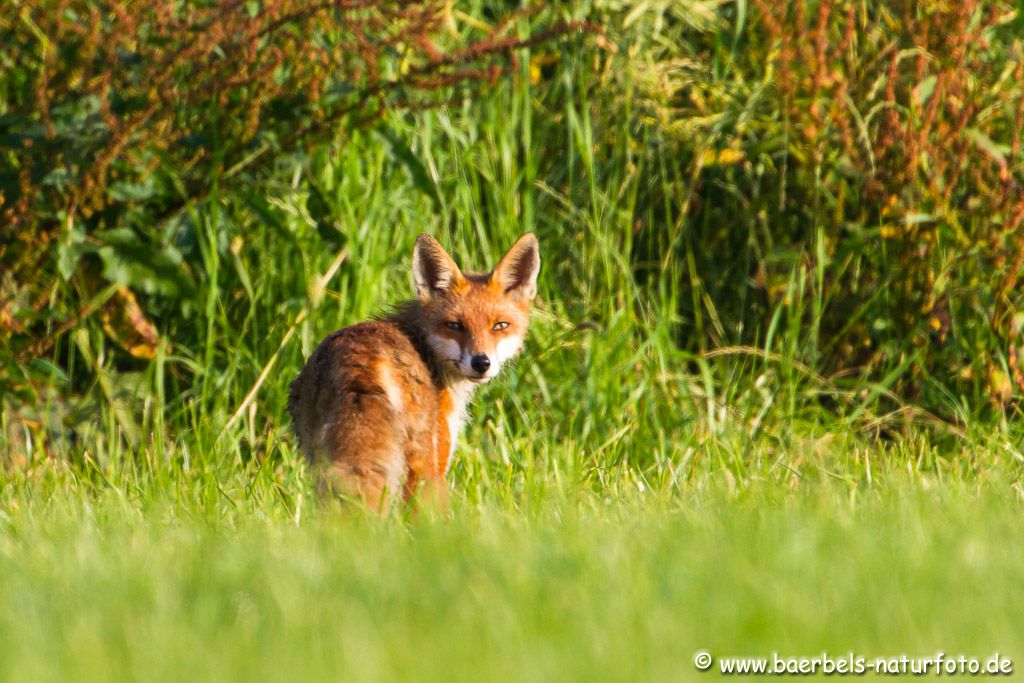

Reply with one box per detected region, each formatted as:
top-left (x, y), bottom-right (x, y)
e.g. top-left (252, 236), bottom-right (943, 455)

top-left (0, 0), bottom-right (588, 400)
top-left (592, 0), bottom-right (1024, 413)
top-left (3, 0), bottom-right (1022, 436)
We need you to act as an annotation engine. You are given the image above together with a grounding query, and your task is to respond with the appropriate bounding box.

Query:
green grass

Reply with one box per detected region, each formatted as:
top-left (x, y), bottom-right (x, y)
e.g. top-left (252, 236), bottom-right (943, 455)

top-left (1, 471), bottom-right (1022, 681)
top-left (3, 4), bottom-right (1024, 680)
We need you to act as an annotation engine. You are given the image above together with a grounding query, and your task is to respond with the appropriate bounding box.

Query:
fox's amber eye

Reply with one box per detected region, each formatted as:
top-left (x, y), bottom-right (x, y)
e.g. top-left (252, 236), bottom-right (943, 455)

top-left (445, 321), bottom-right (465, 331)
top-left (492, 321), bottom-right (510, 331)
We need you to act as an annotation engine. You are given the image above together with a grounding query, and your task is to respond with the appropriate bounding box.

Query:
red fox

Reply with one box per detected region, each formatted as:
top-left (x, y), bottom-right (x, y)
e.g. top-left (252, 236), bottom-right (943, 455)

top-left (288, 233), bottom-right (540, 511)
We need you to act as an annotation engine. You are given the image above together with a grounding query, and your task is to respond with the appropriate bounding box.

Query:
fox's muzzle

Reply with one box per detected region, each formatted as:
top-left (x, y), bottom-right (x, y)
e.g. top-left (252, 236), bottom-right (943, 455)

top-left (470, 354), bottom-right (491, 375)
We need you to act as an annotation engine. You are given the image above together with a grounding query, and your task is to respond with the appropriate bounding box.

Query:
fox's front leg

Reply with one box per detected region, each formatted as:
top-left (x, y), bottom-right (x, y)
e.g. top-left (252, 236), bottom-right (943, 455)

top-left (403, 430), bottom-right (450, 512)
top-left (402, 471), bottom-right (449, 512)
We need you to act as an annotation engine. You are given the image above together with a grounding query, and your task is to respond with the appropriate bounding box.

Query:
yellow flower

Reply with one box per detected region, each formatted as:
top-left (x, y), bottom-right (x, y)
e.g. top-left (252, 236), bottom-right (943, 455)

top-left (701, 148), bottom-right (745, 166)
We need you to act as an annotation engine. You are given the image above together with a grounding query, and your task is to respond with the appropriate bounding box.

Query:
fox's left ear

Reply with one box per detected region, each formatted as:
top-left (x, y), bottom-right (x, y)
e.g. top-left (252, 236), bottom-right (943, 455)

top-left (493, 232), bottom-right (541, 301)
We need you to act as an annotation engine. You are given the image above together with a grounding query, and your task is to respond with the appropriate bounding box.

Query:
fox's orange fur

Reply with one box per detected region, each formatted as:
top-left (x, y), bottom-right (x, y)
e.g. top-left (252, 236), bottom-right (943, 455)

top-left (288, 233), bottom-right (540, 511)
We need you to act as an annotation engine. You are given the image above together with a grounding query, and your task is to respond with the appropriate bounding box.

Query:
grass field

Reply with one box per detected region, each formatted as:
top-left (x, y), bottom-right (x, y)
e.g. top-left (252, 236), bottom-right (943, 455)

top-left (2, 458), bottom-right (1022, 680)
top-left (3, 1), bottom-right (1024, 680)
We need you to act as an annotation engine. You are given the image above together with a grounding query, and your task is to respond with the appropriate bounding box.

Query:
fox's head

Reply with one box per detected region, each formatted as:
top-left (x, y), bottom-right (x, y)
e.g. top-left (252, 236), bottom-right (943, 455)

top-left (412, 233), bottom-right (540, 384)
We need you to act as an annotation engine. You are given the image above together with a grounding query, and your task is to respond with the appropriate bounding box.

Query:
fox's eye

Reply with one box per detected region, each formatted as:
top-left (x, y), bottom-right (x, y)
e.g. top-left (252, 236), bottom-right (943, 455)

top-left (446, 321), bottom-right (465, 331)
top-left (492, 321), bottom-right (510, 331)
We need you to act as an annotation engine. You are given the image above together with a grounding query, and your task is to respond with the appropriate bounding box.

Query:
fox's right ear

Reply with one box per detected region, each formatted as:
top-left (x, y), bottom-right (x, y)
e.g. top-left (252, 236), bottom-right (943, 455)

top-left (493, 232), bottom-right (540, 301)
top-left (413, 234), bottom-right (463, 301)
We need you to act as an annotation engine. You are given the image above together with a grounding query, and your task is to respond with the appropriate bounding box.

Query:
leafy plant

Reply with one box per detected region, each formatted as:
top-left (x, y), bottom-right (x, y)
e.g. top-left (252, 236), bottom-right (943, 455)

top-left (0, 0), bottom-right (590, 392)
top-left (590, 0), bottom-right (1024, 413)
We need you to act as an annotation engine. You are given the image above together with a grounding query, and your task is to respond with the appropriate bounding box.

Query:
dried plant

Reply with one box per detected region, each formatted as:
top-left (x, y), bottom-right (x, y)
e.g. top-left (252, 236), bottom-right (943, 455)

top-left (596, 0), bottom-right (1023, 411)
top-left (0, 0), bottom-right (592, 378)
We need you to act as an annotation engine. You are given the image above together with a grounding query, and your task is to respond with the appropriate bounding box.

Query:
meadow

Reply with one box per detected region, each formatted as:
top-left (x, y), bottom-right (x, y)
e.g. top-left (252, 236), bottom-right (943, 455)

top-left (2, 1), bottom-right (1023, 680)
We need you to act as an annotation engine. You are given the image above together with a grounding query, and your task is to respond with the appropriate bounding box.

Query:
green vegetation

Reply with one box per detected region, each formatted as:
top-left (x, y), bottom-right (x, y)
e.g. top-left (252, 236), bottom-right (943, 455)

top-left (2, 485), bottom-right (1021, 680)
top-left (1, 1), bottom-right (1022, 680)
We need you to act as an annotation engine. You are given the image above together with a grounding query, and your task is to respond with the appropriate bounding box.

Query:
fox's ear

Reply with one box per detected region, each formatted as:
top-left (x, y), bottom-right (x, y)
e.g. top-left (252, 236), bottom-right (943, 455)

top-left (413, 234), bottom-right (463, 301)
top-left (493, 232), bottom-right (541, 301)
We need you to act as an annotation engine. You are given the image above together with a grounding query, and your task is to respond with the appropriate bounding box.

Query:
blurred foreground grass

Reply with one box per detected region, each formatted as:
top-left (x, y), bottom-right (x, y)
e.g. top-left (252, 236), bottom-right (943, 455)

top-left (1, 465), bottom-right (1021, 681)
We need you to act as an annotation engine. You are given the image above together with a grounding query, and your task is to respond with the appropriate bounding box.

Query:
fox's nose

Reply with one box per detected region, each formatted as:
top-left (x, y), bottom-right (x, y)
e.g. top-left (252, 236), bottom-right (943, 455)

top-left (470, 354), bottom-right (491, 375)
